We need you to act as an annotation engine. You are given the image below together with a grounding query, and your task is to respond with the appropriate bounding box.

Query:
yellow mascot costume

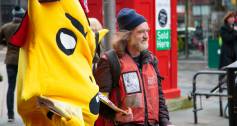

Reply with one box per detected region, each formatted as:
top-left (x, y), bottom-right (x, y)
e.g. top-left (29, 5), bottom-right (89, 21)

top-left (11, 0), bottom-right (108, 125)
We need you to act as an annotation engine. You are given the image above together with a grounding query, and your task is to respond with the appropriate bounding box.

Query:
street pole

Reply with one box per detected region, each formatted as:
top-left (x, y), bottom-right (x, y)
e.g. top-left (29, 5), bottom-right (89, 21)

top-left (225, 64), bottom-right (237, 126)
top-left (185, 0), bottom-right (189, 59)
top-left (17, 0), bottom-right (21, 6)
top-left (103, 0), bottom-right (116, 51)
top-left (0, 1), bottom-right (2, 25)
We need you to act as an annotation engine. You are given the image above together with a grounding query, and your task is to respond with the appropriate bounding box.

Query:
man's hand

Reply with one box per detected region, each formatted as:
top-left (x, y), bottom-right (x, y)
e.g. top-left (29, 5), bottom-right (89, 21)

top-left (234, 26), bottom-right (237, 31)
top-left (115, 107), bottom-right (133, 123)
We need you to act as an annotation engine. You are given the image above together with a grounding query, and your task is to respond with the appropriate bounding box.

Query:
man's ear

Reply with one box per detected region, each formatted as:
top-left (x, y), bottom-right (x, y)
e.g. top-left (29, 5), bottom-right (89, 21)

top-left (38, 0), bottom-right (59, 3)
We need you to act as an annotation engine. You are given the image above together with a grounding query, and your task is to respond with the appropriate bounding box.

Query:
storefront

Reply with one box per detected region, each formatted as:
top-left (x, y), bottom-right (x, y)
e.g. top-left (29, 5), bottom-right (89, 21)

top-left (88, 0), bottom-right (180, 99)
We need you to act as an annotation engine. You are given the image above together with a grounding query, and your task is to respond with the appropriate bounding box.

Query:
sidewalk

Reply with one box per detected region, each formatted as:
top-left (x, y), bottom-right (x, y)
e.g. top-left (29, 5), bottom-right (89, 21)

top-left (0, 53), bottom-right (229, 125)
top-left (169, 59), bottom-right (228, 126)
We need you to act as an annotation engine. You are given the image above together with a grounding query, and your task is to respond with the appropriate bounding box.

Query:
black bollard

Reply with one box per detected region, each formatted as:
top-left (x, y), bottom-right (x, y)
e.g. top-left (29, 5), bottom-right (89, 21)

top-left (224, 61), bottom-right (237, 126)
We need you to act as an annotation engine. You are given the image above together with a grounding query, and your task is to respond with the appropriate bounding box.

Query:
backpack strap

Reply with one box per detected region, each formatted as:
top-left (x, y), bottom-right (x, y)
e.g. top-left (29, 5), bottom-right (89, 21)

top-left (104, 49), bottom-right (122, 107)
top-left (92, 32), bottom-right (101, 72)
top-left (95, 32), bottom-right (100, 57)
top-left (104, 49), bottom-right (121, 88)
top-left (94, 32), bottom-right (100, 59)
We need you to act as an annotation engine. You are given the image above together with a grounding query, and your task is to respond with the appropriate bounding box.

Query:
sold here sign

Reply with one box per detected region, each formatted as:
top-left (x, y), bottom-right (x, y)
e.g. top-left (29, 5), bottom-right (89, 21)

top-left (156, 0), bottom-right (171, 50)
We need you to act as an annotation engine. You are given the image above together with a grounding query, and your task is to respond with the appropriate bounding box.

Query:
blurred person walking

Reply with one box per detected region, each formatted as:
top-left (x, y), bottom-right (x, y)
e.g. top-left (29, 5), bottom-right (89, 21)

top-left (89, 17), bottom-right (104, 70)
top-left (0, 6), bottom-right (25, 122)
top-left (89, 18), bottom-right (103, 33)
top-left (219, 11), bottom-right (237, 69)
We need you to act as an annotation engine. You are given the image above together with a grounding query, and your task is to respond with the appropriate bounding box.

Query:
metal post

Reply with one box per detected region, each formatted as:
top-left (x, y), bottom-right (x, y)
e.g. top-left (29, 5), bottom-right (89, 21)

top-left (226, 69), bottom-right (236, 126)
top-left (192, 75), bottom-right (198, 124)
top-left (0, 2), bottom-right (2, 25)
top-left (191, 70), bottom-right (227, 124)
top-left (103, 0), bottom-right (116, 51)
top-left (219, 78), bottom-right (224, 116)
top-left (17, 0), bottom-right (21, 6)
top-left (185, 0), bottom-right (189, 59)
top-left (224, 61), bottom-right (237, 126)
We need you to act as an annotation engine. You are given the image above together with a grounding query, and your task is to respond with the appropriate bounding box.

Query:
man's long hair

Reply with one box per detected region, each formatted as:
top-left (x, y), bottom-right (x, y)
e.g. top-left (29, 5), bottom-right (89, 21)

top-left (112, 31), bottom-right (130, 58)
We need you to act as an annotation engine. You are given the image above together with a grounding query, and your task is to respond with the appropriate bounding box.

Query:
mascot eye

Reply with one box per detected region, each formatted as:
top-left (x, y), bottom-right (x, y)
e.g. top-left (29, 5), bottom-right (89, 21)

top-left (56, 28), bottom-right (77, 55)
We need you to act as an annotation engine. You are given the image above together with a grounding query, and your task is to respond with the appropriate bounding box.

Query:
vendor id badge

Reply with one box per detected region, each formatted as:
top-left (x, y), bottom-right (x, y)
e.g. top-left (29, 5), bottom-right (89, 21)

top-left (122, 72), bottom-right (141, 94)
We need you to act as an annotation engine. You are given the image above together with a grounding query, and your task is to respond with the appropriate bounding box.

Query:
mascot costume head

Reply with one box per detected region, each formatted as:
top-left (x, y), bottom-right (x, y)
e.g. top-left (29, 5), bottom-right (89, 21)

top-left (11, 0), bottom-right (108, 125)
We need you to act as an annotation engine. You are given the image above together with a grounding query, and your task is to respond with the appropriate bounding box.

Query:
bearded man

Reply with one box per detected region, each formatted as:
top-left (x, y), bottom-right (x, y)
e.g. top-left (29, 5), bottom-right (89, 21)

top-left (94, 8), bottom-right (173, 126)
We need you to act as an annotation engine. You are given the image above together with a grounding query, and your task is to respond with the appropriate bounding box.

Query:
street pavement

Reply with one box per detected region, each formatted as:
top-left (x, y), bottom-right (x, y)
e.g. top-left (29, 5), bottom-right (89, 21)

top-left (0, 49), bottom-right (229, 126)
top-left (170, 60), bottom-right (228, 126)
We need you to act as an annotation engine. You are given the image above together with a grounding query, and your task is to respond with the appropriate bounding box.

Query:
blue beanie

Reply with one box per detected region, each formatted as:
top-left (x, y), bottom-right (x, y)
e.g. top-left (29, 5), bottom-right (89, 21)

top-left (12, 6), bottom-right (25, 18)
top-left (117, 8), bottom-right (146, 31)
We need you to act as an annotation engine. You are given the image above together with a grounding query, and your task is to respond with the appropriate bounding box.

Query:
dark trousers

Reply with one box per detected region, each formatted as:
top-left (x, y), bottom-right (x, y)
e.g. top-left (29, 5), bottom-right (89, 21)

top-left (6, 64), bottom-right (18, 119)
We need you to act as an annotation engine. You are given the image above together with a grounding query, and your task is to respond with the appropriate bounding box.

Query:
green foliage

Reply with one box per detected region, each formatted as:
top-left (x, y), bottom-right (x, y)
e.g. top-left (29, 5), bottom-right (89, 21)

top-left (178, 36), bottom-right (185, 52)
top-left (167, 96), bottom-right (193, 112)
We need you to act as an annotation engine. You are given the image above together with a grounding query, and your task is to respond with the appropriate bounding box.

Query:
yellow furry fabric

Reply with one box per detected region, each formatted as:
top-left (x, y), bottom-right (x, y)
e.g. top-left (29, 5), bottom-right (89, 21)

top-left (16, 0), bottom-right (108, 125)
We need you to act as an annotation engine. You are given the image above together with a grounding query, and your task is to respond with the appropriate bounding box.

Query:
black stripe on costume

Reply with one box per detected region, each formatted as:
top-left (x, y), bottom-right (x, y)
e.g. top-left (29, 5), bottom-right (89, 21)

top-left (65, 13), bottom-right (87, 37)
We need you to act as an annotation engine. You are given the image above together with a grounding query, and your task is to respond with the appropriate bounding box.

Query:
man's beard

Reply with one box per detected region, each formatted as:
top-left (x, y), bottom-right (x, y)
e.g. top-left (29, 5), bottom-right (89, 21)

top-left (135, 40), bottom-right (148, 52)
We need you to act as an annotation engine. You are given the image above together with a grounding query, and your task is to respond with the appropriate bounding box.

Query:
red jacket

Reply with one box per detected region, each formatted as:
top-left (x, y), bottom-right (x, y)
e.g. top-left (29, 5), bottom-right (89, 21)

top-left (94, 50), bottom-right (170, 126)
top-left (109, 54), bottom-right (159, 124)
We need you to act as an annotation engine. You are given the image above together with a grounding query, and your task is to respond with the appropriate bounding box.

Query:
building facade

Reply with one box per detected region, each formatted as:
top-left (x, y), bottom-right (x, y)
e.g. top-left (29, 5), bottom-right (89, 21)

top-left (0, 0), bottom-right (27, 25)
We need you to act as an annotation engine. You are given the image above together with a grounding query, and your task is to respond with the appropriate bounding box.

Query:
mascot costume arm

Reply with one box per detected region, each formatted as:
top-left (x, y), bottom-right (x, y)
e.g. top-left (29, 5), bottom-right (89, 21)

top-left (11, 0), bottom-right (108, 126)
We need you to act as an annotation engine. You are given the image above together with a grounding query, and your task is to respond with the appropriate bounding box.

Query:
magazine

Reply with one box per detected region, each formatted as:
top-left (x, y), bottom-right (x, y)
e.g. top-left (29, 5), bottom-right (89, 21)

top-left (98, 92), bottom-right (128, 115)
top-left (37, 93), bottom-right (128, 120)
top-left (37, 96), bottom-right (73, 120)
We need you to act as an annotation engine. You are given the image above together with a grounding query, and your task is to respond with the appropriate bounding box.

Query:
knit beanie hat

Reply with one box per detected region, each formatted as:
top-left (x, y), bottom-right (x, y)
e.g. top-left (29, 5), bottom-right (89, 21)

top-left (12, 6), bottom-right (25, 18)
top-left (117, 8), bottom-right (146, 31)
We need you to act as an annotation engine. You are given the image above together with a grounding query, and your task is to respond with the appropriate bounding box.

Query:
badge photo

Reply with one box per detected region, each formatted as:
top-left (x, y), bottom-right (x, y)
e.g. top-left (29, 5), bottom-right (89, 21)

top-left (122, 71), bottom-right (141, 94)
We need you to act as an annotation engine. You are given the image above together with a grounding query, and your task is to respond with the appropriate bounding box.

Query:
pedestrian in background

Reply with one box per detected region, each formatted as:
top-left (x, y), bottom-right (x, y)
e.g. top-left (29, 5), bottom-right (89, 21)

top-left (219, 11), bottom-right (237, 69)
top-left (88, 17), bottom-right (104, 71)
top-left (89, 17), bottom-right (103, 33)
top-left (0, 6), bottom-right (25, 122)
top-left (94, 8), bottom-right (174, 126)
